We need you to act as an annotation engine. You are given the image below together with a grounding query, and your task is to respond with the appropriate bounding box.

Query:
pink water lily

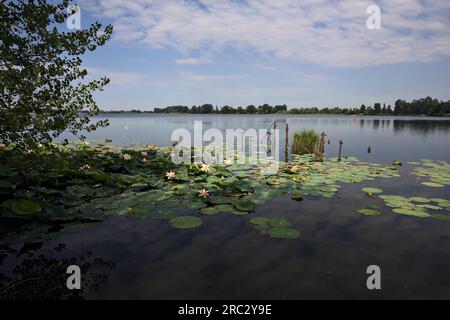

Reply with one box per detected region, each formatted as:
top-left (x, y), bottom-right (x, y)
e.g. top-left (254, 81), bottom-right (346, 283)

top-left (0, 144), bottom-right (5, 151)
top-left (165, 171), bottom-right (176, 180)
top-left (198, 188), bottom-right (209, 198)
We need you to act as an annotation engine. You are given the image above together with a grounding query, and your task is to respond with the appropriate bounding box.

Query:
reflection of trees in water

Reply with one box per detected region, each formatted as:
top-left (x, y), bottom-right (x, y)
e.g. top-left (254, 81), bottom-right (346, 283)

top-left (0, 243), bottom-right (115, 300)
top-left (393, 120), bottom-right (450, 135)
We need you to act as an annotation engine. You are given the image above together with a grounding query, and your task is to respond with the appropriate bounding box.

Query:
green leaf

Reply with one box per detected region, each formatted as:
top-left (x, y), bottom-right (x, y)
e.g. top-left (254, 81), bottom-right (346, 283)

top-left (1, 199), bottom-right (41, 217)
top-left (268, 227), bottom-right (300, 239)
top-left (170, 216), bottom-right (203, 229)
top-left (231, 199), bottom-right (256, 212)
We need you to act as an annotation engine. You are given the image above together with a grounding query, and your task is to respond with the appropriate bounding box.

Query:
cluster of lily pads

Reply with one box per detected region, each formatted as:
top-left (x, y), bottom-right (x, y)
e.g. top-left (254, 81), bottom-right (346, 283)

top-left (357, 186), bottom-right (450, 220)
top-left (249, 217), bottom-right (300, 239)
top-left (0, 139), bottom-right (436, 244)
top-left (410, 159), bottom-right (450, 188)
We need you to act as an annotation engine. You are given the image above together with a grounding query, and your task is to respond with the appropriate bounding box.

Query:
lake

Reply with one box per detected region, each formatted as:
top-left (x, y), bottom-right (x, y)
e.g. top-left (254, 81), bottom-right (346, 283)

top-left (2, 115), bottom-right (450, 299)
top-left (62, 114), bottom-right (450, 163)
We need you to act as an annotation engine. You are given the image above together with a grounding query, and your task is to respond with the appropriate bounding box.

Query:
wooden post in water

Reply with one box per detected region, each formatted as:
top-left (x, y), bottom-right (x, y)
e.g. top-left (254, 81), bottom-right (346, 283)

top-left (271, 122), bottom-right (277, 158)
top-left (284, 123), bottom-right (289, 162)
top-left (338, 140), bottom-right (343, 161)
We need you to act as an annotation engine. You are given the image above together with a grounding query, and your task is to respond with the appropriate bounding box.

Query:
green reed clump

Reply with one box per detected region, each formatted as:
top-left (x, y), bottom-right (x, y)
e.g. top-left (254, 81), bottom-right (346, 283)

top-left (292, 129), bottom-right (320, 155)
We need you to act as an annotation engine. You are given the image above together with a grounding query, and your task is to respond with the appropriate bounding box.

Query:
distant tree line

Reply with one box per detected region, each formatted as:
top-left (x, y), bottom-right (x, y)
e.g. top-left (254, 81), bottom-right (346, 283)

top-left (101, 97), bottom-right (450, 116)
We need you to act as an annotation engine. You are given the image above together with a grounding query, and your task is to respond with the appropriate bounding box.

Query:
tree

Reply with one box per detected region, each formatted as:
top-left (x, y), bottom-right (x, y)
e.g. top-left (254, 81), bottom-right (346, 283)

top-left (374, 103), bottom-right (381, 114)
top-left (359, 104), bottom-right (366, 114)
top-left (246, 105), bottom-right (257, 114)
top-left (0, 0), bottom-right (113, 148)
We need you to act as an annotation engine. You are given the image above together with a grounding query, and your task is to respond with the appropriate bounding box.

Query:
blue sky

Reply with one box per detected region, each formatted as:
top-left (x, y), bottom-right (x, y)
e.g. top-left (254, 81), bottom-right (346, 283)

top-left (77, 0), bottom-right (450, 110)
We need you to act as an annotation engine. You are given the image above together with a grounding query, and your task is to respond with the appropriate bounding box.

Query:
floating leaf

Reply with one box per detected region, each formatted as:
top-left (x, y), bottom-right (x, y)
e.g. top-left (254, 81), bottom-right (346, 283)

top-left (421, 182), bottom-right (444, 188)
top-left (249, 217), bottom-right (270, 226)
top-left (201, 207), bottom-right (221, 215)
top-left (409, 197), bottom-right (431, 203)
top-left (231, 199), bottom-right (256, 212)
top-left (1, 199), bottom-right (41, 217)
top-left (269, 218), bottom-right (292, 228)
top-left (358, 208), bottom-right (380, 216)
top-left (187, 201), bottom-right (207, 210)
top-left (208, 196), bottom-right (230, 205)
top-left (170, 216), bottom-right (202, 229)
top-left (268, 227), bottom-right (300, 239)
top-left (362, 187), bottom-right (383, 194)
top-left (291, 190), bottom-right (304, 201)
top-left (393, 208), bottom-right (431, 218)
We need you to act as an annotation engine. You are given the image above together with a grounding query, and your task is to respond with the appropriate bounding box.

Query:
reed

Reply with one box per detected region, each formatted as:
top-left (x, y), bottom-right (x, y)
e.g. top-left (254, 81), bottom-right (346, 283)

top-left (292, 129), bottom-right (320, 155)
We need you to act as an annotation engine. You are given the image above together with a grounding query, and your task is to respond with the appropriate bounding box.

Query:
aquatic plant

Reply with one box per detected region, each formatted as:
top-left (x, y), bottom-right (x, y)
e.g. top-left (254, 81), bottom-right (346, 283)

top-left (291, 129), bottom-right (320, 155)
top-left (3, 140), bottom-right (446, 244)
top-left (412, 160), bottom-right (450, 187)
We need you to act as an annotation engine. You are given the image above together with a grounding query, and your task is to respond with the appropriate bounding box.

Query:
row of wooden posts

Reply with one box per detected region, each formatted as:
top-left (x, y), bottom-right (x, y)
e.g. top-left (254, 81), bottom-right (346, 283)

top-left (272, 122), bottom-right (344, 162)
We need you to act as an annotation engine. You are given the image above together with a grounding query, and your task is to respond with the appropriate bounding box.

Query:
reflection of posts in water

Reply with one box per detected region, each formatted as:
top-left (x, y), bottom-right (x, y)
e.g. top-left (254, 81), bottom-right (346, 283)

top-left (338, 140), bottom-right (343, 161)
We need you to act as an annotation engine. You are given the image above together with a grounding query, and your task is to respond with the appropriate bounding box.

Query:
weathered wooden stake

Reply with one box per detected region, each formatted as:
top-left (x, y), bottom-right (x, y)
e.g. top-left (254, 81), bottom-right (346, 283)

top-left (338, 140), bottom-right (343, 161)
top-left (284, 123), bottom-right (289, 162)
top-left (271, 122), bottom-right (277, 157)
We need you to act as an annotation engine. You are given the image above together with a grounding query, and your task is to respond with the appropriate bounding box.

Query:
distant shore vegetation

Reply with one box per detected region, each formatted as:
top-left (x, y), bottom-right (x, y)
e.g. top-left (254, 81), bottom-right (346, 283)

top-left (100, 97), bottom-right (450, 116)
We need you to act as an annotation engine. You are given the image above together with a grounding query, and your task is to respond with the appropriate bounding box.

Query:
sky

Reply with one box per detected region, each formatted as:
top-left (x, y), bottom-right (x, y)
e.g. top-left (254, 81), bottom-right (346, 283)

top-left (76, 0), bottom-right (450, 110)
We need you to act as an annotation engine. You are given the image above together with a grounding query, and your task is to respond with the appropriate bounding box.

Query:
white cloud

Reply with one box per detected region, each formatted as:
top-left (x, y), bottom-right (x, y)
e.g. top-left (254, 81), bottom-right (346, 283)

top-left (86, 67), bottom-right (142, 85)
top-left (82, 0), bottom-right (450, 67)
top-left (175, 58), bottom-right (212, 65)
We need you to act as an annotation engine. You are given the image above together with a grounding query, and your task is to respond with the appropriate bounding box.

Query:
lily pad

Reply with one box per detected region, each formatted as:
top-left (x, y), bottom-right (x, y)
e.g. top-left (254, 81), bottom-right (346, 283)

top-left (231, 199), bottom-right (256, 212)
top-left (208, 196), bottom-right (231, 205)
top-left (393, 208), bottom-right (431, 218)
top-left (1, 199), bottom-right (41, 217)
top-left (170, 216), bottom-right (202, 229)
top-left (249, 217), bottom-right (270, 226)
top-left (409, 197), bottom-right (431, 203)
top-left (357, 208), bottom-right (380, 216)
top-left (291, 190), bottom-right (304, 201)
top-left (268, 227), bottom-right (300, 239)
top-left (200, 207), bottom-right (221, 215)
top-left (362, 187), bottom-right (383, 194)
top-left (421, 182), bottom-right (444, 188)
top-left (187, 201), bottom-right (207, 210)
top-left (269, 218), bottom-right (292, 228)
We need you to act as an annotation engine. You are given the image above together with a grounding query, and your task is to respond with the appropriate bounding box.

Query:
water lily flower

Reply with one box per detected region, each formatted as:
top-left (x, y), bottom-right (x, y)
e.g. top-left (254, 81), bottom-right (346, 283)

top-left (148, 144), bottom-right (158, 150)
top-left (142, 158), bottom-right (148, 163)
top-left (80, 164), bottom-right (90, 170)
top-left (0, 144), bottom-right (5, 151)
top-left (38, 143), bottom-right (43, 148)
top-left (165, 171), bottom-right (176, 180)
top-left (198, 188), bottom-right (209, 198)
top-left (122, 153), bottom-right (132, 161)
top-left (224, 159), bottom-right (233, 166)
top-left (141, 151), bottom-right (148, 157)
top-left (200, 163), bottom-right (210, 173)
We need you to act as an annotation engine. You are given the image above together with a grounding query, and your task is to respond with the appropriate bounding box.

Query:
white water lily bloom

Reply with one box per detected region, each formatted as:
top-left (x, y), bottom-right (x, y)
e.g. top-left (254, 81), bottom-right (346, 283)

top-left (198, 188), bottom-right (209, 198)
top-left (141, 151), bottom-right (148, 157)
top-left (224, 159), bottom-right (233, 165)
top-left (200, 163), bottom-right (210, 172)
top-left (80, 164), bottom-right (90, 170)
top-left (122, 153), bottom-right (132, 161)
top-left (165, 171), bottom-right (176, 180)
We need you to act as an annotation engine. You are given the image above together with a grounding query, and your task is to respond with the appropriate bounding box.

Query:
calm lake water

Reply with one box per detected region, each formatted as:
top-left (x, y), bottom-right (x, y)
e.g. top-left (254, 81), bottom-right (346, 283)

top-left (2, 115), bottom-right (450, 299)
top-left (62, 114), bottom-right (450, 163)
